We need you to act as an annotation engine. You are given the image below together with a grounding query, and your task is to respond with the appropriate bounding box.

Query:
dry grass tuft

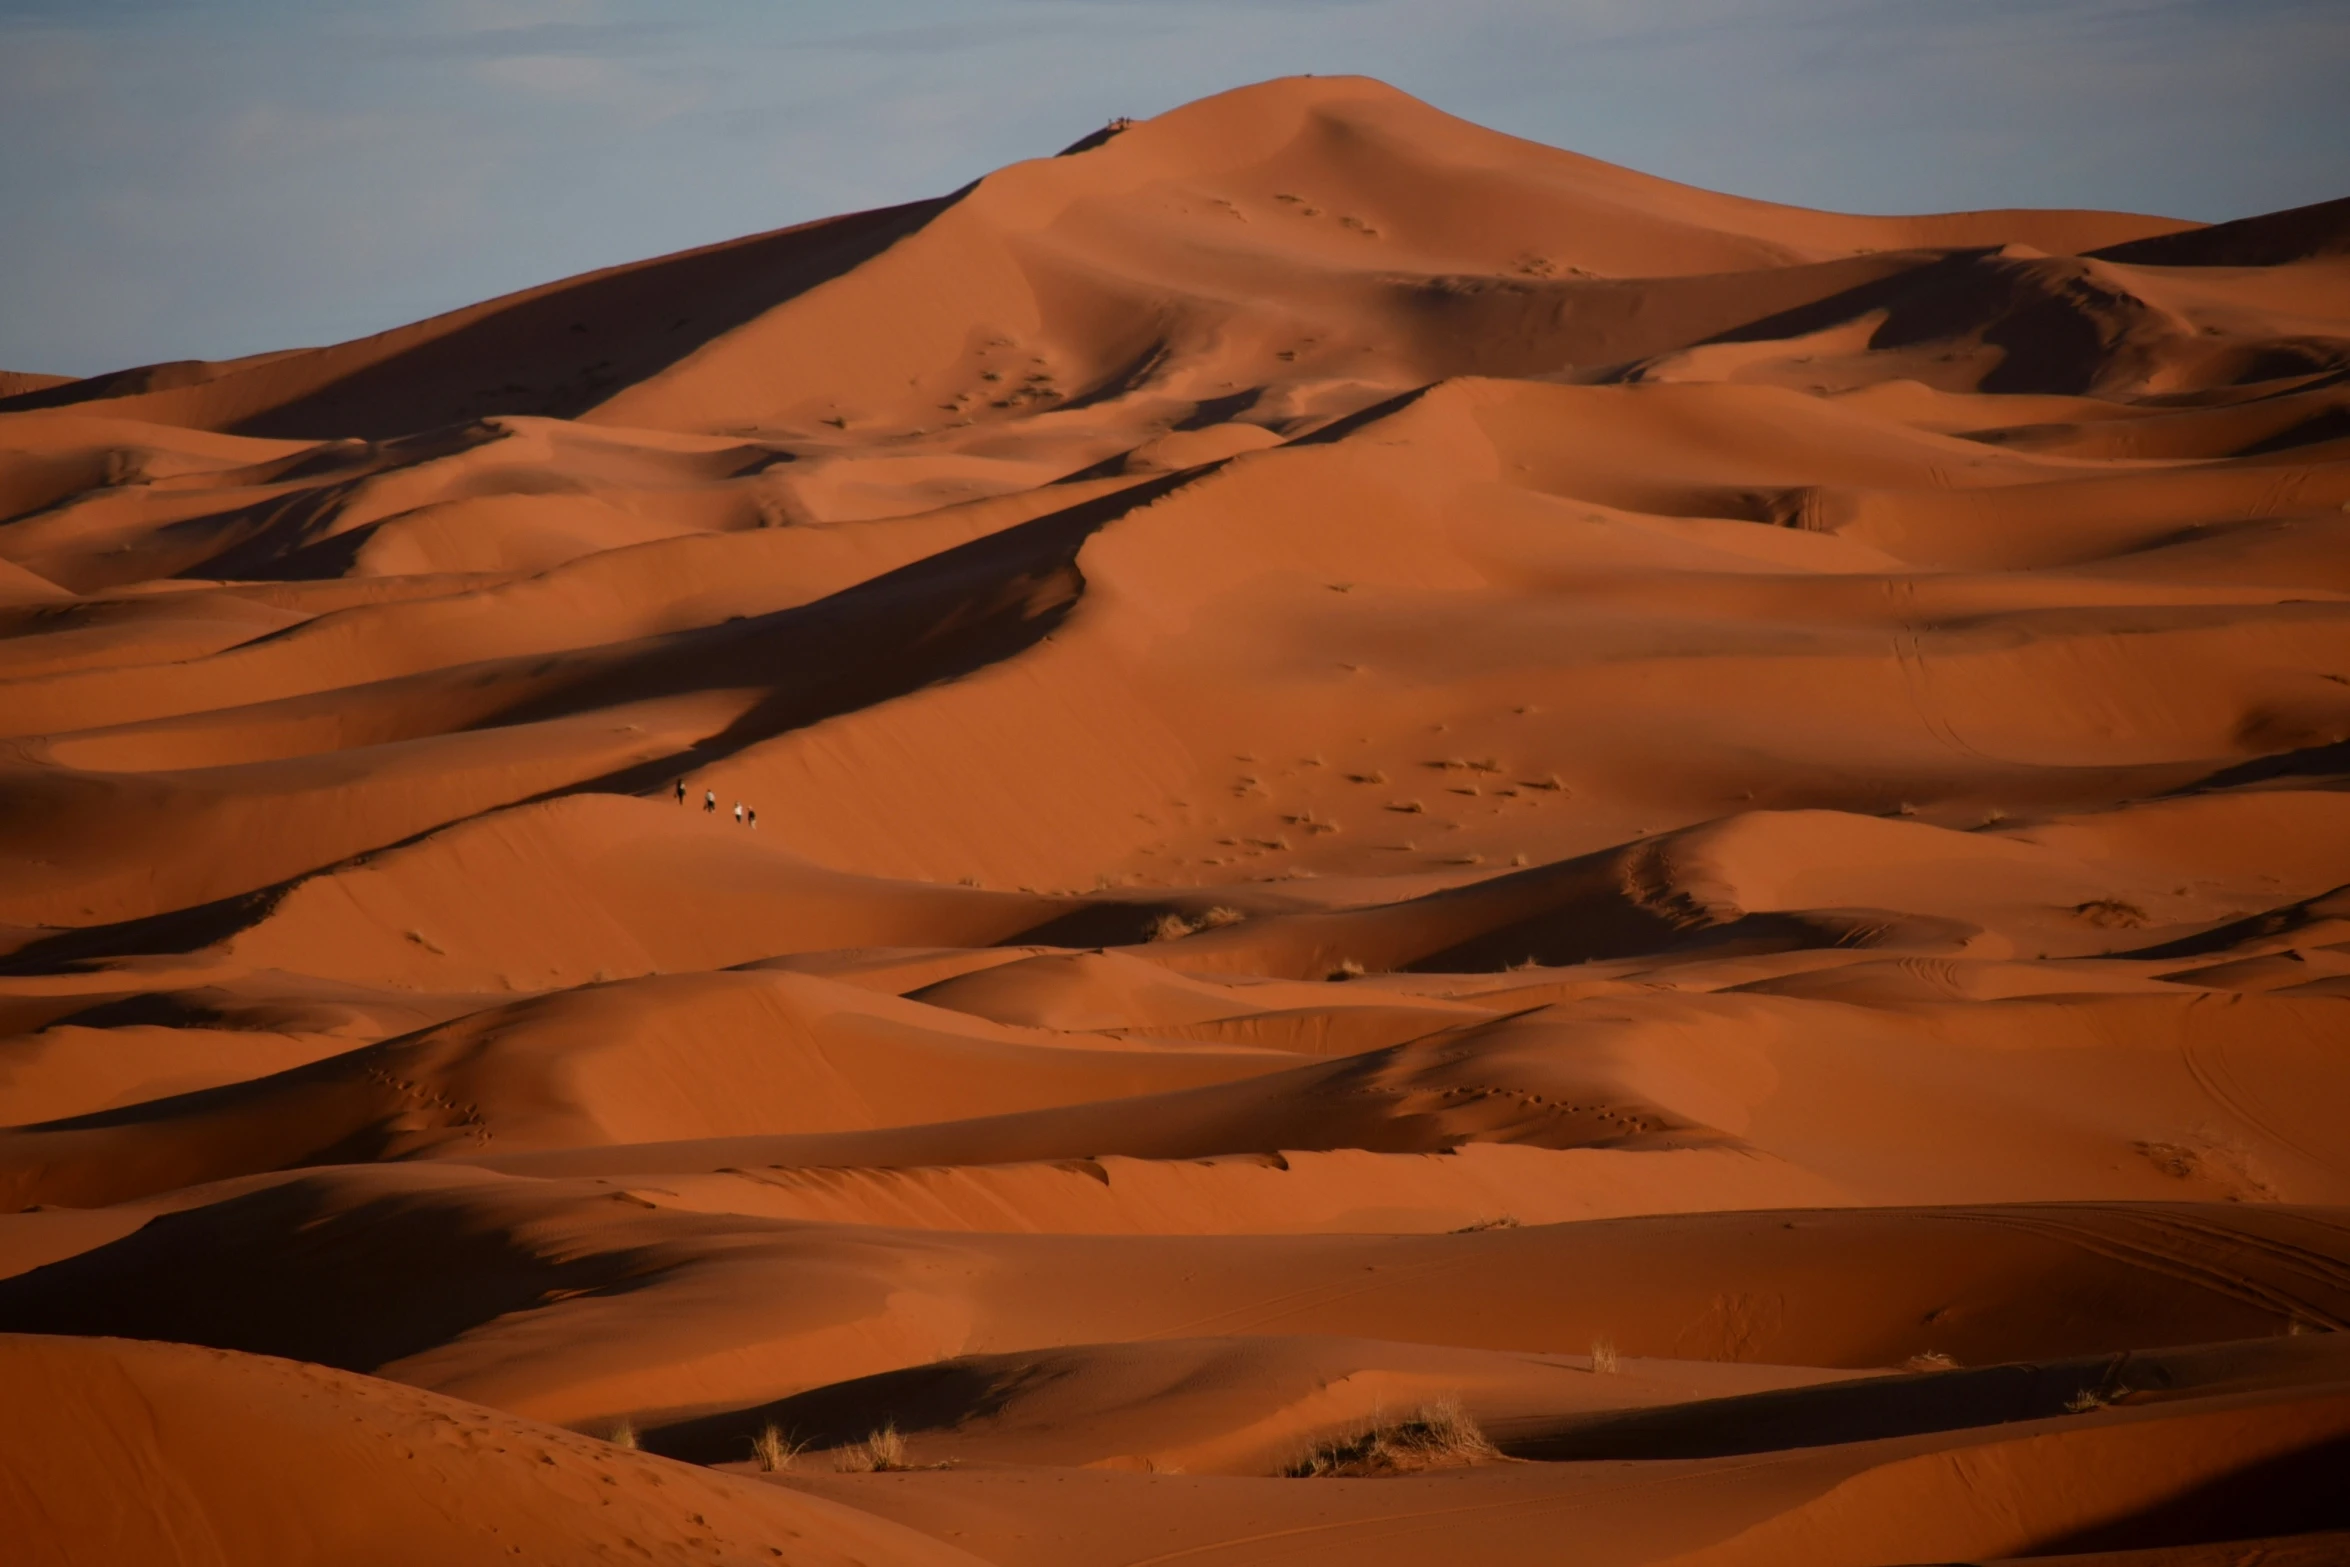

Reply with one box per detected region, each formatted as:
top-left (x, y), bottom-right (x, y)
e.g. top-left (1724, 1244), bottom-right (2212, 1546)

top-left (1287, 1399), bottom-right (1499, 1477)
top-left (1328, 958), bottom-right (1367, 981)
top-left (1903, 1351), bottom-right (1960, 1372)
top-left (1151, 906), bottom-right (1245, 942)
top-left (607, 1418), bottom-right (638, 1449)
top-left (833, 1423), bottom-right (911, 1473)
top-left (752, 1423), bottom-right (803, 1473)
top-left (1452, 1215), bottom-right (1520, 1233)
top-left (1590, 1339), bottom-right (1620, 1375)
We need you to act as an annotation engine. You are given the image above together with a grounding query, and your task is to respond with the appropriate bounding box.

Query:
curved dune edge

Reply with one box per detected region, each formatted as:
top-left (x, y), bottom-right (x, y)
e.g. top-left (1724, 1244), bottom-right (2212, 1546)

top-left (3, 71), bottom-right (2348, 1567)
top-left (770, 1381), bottom-right (2350, 1566)
top-left (0, 1332), bottom-right (988, 1567)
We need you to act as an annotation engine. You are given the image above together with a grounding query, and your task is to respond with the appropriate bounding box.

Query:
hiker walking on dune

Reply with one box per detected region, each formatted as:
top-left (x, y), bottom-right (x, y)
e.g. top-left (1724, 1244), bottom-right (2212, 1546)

top-left (747, 808), bottom-right (757, 829)
top-left (675, 780), bottom-right (686, 805)
top-left (734, 801), bottom-right (744, 825)
top-left (704, 790), bottom-right (716, 814)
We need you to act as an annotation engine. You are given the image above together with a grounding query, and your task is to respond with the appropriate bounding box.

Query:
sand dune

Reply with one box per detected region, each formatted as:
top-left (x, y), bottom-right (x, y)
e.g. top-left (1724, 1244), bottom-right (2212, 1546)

top-left (4, 1170), bottom-right (2343, 1420)
top-left (781, 1381), bottom-right (2350, 1566)
top-left (0, 1333), bottom-right (987, 1567)
top-left (2, 74), bottom-right (2345, 1564)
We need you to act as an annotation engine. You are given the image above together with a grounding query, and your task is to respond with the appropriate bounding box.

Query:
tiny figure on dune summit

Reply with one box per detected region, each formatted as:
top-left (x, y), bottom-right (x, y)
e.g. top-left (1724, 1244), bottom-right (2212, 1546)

top-left (704, 789), bottom-right (716, 814)
top-left (675, 780), bottom-right (686, 805)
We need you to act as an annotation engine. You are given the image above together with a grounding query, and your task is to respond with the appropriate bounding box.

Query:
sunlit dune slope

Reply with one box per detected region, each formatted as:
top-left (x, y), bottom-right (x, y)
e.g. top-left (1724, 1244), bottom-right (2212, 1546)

top-left (0, 1333), bottom-right (988, 1567)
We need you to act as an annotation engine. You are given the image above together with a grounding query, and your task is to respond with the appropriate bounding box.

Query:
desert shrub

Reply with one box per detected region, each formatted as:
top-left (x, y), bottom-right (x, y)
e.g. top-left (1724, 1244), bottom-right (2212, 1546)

top-left (1287, 1399), bottom-right (1498, 1477)
top-left (752, 1423), bottom-right (802, 1472)
top-left (833, 1423), bottom-right (910, 1473)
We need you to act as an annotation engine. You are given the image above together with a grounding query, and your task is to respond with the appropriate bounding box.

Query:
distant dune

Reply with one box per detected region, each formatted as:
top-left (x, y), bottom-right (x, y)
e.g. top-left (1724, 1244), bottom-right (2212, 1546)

top-left (3, 75), bottom-right (2347, 1566)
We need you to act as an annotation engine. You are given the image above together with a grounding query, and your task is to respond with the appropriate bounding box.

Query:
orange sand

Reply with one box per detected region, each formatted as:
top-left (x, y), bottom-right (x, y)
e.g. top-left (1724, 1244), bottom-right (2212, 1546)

top-left (2, 77), bottom-right (2346, 1565)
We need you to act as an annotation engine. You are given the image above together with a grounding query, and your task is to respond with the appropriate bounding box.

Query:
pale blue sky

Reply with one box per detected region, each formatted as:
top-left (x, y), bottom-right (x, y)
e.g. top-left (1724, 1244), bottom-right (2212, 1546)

top-left (2, 0), bottom-right (2343, 376)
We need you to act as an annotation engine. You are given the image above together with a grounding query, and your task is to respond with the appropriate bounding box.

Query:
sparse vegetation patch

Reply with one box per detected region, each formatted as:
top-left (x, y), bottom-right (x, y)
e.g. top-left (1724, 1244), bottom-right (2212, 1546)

top-left (1285, 1399), bottom-right (1499, 1477)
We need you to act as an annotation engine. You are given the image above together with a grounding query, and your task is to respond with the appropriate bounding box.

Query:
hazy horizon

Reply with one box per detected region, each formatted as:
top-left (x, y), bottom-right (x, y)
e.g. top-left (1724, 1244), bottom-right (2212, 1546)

top-left (2, 0), bottom-right (2343, 376)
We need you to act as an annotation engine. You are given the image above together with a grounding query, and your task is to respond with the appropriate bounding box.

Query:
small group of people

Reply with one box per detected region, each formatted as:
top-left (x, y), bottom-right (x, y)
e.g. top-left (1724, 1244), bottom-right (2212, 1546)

top-left (677, 779), bottom-right (755, 828)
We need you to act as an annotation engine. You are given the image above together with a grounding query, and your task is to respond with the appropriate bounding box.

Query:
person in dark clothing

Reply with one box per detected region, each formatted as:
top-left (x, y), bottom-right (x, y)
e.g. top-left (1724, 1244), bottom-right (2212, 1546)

top-left (675, 780), bottom-right (686, 805)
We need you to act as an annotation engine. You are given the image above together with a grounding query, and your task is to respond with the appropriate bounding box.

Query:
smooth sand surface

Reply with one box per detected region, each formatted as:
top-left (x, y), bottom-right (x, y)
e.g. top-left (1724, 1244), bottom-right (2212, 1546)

top-left (2, 75), bottom-right (2346, 1565)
